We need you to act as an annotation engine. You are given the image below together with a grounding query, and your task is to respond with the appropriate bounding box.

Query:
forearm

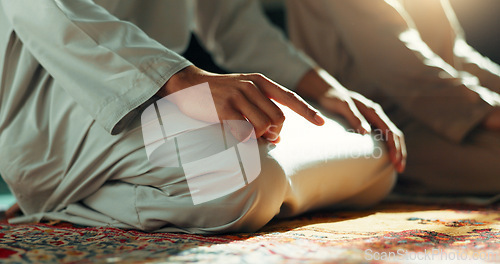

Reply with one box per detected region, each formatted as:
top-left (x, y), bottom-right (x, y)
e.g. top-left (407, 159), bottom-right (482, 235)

top-left (288, 0), bottom-right (496, 142)
top-left (1, 0), bottom-right (191, 134)
top-left (455, 40), bottom-right (500, 94)
top-left (294, 68), bottom-right (332, 101)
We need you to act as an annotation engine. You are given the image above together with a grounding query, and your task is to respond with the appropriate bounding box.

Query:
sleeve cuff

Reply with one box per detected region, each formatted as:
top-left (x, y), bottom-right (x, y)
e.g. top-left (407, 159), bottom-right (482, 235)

top-left (98, 58), bottom-right (193, 135)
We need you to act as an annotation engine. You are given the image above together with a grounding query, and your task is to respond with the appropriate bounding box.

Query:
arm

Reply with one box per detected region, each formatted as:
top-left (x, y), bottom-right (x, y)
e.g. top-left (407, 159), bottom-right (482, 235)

top-left (1, 0), bottom-right (192, 134)
top-left (404, 0), bottom-right (500, 94)
top-left (2, 0), bottom-right (326, 143)
top-left (295, 68), bottom-right (406, 173)
top-left (453, 39), bottom-right (500, 94)
top-left (194, 0), bottom-right (405, 170)
top-left (287, 0), bottom-right (498, 142)
top-left (389, 0), bottom-right (500, 133)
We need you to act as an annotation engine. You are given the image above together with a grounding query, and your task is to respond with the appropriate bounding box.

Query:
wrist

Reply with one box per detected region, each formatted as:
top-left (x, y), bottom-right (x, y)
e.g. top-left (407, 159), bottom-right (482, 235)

top-left (159, 65), bottom-right (201, 97)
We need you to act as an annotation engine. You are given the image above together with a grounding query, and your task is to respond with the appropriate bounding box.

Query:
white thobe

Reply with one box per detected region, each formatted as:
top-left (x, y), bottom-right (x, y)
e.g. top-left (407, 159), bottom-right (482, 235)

top-left (0, 0), bottom-right (395, 232)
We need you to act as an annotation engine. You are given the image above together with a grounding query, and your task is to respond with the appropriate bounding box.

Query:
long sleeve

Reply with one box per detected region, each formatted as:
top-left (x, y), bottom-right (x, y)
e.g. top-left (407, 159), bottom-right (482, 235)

top-left (287, 0), bottom-right (497, 142)
top-left (453, 39), bottom-right (500, 94)
top-left (194, 0), bottom-right (316, 90)
top-left (441, 0), bottom-right (500, 94)
top-left (1, 0), bottom-right (192, 134)
top-left (402, 0), bottom-right (500, 95)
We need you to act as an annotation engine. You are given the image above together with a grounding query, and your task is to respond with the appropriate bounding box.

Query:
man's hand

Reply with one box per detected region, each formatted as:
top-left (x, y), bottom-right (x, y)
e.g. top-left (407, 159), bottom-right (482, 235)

top-left (349, 92), bottom-right (407, 173)
top-left (158, 65), bottom-right (324, 143)
top-left (296, 68), bottom-right (407, 173)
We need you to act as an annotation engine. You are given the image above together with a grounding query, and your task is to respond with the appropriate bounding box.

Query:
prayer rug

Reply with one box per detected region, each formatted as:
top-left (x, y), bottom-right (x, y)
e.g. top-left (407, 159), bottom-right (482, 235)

top-left (1, 202), bottom-right (499, 263)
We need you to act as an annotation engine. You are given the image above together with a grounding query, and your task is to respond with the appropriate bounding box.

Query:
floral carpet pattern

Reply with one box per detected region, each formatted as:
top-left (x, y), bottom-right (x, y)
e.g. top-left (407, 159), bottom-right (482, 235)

top-left (1, 203), bottom-right (500, 263)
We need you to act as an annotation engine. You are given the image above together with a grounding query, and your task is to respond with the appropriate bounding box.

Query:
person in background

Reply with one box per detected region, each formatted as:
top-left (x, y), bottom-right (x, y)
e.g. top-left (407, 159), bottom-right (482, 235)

top-left (0, 0), bottom-right (404, 232)
top-left (287, 0), bottom-right (500, 195)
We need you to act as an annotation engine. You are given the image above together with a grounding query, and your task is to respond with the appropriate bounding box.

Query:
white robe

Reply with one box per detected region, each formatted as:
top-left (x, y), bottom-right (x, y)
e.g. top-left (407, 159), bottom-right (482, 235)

top-left (0, 0), bottom-right (395, 233)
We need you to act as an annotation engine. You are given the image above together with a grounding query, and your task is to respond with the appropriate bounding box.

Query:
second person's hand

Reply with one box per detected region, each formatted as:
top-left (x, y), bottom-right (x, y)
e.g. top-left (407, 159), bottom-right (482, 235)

top-left (295, 68), bottom-right (406, 172)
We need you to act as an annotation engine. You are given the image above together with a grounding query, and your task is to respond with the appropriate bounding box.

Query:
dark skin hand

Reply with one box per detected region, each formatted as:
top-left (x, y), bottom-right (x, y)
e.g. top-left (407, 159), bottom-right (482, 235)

top-left (158, 65), bottom-right (325, 143)
top-left (3, 68), bottom-right (407, 218)
top-left (295, 68), bottom-right (406, 173)
top-left (159, 65), bottom-right (405, 172)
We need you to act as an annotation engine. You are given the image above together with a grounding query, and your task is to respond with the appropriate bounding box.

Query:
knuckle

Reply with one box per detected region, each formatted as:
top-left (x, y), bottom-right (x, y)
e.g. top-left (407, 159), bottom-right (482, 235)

top-left (251, 73), bottom-right (266, 81)
top-left (240, 80), bottom-right (256, 91)
top-left (262, 117), bottom-right (272, 128)
top-left (218, 102), bottom-right (231, 112)
top-left (284, 90), bottom-right (298, 100)
top-left (339, 99), bottom-right (350, 108)
top-left (228, 89), bottom-right (244, 101)
top-left (237, 73), bottom-right (248, 79)
top-left (352, 117), bottom-right (363, 126)
top-left (270, 110), bottom-right (285, 124)
top-left (255, 120), bottom-right (271, 135)
top-left (256, 118), bottom-right (272, 131)
top-left (335, 100), bottom-right (351, 113)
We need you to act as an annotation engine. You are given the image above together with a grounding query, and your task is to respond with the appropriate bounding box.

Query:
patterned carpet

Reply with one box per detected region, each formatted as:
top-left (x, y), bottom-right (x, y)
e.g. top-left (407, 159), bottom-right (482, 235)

top-left (1, 202), bottom-right (500, 263)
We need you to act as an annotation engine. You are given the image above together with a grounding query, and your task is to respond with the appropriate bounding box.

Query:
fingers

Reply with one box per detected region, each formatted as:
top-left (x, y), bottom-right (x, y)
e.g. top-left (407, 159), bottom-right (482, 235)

top-left (223, 110), bottom-right (254, 142)
top-left (229, 90), bottom-right (276, 140)
top-left (318, 90), bottom-right (371, 134)
top-left (236, 80), bottom-right (285, 141)
top-left (382, 130), bottom-right (406, 173)
top-left (248, 74), bottom-right (325, 126)
top-left (171, 71), bottom-right (322, 142)
top-left (335, 101), bottom-right (371, 135)
top-left (352, 98), bottom-right (407, 172)
top-left (388, 132), bottom-right (406, 173)
top-left (165, 68), bottom-right (307, 143)
top-left (397, 133), bottom-right (407, 173)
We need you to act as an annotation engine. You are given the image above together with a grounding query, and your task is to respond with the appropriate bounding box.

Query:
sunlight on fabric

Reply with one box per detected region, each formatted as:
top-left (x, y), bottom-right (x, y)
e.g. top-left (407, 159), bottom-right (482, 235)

top-left (269, 106), bottom-right (377, 177)
top-left (398, 29), bottom-right (459, 77)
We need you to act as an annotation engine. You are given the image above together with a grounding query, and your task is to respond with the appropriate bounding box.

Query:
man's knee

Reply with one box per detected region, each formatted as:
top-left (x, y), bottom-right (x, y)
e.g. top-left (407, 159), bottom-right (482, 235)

top-left (190, 157), bottom-right (288, 233)
top-left (341, 164), bottom-right (397, 208)
top-left (134, 155), bottom-right (287, 233)
top-left (331, 137), bottom-right (397, 208)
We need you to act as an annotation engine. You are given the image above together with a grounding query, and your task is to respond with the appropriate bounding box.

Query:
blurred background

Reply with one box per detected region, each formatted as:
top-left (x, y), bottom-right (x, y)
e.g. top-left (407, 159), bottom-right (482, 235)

top-left (185, 0), bottom-right (500, 73)
top-left (451, 0), bottom-right (500, 63)
top-left (262, 0), bottom-right (500, 63)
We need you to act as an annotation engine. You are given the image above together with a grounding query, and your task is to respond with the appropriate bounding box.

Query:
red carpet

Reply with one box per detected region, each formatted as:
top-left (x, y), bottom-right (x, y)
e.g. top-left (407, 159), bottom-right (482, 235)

top-left (1, 202), bottom-right (500, 263)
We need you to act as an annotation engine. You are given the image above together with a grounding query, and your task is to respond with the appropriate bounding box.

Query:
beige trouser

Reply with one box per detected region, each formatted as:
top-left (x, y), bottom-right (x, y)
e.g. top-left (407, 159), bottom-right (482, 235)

top-left (79, 106), bottom-right (397, 233)
top-left (3, 76), bottom-right (396, 233)
top-left (0, 28), bottom-right (395, 233)
top-left (395, 120), bottom-right (500, 195)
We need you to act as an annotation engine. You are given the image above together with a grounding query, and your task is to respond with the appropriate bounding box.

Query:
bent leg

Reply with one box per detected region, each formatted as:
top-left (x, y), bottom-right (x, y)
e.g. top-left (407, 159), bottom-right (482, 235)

top-left (81, 105), bottom-right (395, 233)
top-left (396, 122), bottom-right (500, 195)
top-left (5, 81), bottom-right (395, 233)
top-left (270, 106), bottom-right (396, 217)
